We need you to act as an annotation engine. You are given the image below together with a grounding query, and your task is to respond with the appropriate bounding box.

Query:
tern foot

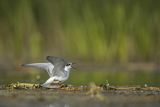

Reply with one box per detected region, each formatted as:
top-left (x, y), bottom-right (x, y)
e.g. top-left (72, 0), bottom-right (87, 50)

top-left (41, 81), bottom-right (64, 89)
top-left (41, 84), bottom-right (50, 88)
top-left (41, 83), bottom-right (61, 89)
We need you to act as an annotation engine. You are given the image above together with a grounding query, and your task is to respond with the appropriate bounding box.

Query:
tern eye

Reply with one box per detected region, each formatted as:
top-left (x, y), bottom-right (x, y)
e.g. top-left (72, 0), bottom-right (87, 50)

top-left (66, 63), bottom-right (71, 66)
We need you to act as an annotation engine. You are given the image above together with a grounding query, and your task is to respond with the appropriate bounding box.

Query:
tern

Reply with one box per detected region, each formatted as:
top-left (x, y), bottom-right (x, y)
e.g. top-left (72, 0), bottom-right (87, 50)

top-left (22, 56), bottom-right (73, 87)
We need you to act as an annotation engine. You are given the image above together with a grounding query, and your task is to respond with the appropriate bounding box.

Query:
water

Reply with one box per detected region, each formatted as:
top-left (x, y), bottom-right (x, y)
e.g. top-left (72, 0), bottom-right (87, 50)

top-left (0, 70), bottom-right (160, 107)
top-left (0, 70), bottom-right (160, 86)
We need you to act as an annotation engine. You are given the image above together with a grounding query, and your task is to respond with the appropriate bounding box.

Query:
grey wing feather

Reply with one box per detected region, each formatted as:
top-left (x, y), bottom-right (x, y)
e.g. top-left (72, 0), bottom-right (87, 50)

top-left (53, 65), bottom-right (65, 77)
top-left (22, 63), bottom-right (54, 77)
top-left (46, 56), bottom-right (67, 65)
top-left (46, 56), bottom-right (67, 77)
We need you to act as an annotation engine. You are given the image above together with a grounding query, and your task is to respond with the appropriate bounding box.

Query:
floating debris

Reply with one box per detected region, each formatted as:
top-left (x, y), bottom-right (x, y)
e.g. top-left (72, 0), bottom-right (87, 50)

top-left (7, 82), bottom-right (41, 89)
top-left (87, 83), bottom-right (105, 100)
top-left (6, 82), bottom-right (89, 91)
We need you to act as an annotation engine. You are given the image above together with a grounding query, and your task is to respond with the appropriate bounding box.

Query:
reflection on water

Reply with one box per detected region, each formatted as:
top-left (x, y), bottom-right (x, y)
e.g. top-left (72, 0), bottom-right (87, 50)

top-left (48, 103), bottom-right (70, 107)
top-left (0, 70), bottom-right (160, 86)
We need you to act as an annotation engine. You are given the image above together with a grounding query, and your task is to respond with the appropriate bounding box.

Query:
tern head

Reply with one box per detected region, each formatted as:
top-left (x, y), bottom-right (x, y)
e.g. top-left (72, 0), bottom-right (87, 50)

top-left (64, 62), bottom-right (73, 72)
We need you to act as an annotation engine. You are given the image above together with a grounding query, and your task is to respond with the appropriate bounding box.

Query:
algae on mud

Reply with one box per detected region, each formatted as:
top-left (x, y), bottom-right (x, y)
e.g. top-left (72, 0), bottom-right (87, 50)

top-left (4, 82), bottom-right (160, 94)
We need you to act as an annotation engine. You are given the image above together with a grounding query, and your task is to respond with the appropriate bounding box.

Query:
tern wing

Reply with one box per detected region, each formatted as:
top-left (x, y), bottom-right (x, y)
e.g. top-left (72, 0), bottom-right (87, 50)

top-left (47, 56), bottom-right (67, 77)
top-left (46, 56), bottom-right (67, 65)
top-left (22, 63), bottom-right (54, 77)
top-left (52, 64), bottom-right (65, 77)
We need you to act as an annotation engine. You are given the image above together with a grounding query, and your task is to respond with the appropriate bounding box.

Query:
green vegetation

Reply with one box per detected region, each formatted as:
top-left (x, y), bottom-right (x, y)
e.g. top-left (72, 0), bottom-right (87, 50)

top-left (0, 0), bottom-right (160, 64)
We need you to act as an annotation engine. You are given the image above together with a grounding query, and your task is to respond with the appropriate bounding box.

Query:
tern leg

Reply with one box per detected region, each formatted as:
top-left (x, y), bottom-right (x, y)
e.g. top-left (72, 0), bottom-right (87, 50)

top-left (41, 77), bottom-right (55, 87)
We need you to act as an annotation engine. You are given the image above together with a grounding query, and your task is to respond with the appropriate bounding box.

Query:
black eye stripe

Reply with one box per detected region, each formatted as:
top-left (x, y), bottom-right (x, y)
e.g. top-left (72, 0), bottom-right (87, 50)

top-left (66, 63), bottom-right (70, 66)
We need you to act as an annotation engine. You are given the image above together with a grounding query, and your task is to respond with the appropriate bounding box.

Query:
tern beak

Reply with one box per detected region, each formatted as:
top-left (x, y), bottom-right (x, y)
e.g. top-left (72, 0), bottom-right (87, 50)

top-left (71, 62), bottom-right (76, 70)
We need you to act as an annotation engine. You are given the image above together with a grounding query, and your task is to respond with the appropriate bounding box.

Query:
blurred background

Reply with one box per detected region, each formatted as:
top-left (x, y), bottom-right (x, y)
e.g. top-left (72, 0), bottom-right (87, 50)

top-left (0, 0), bottom-right (160, 85)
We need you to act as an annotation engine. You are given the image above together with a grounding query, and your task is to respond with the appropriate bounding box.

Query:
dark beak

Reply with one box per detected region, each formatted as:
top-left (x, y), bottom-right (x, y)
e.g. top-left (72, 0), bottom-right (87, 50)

top-left (72, 62), bottom-right (76, 70)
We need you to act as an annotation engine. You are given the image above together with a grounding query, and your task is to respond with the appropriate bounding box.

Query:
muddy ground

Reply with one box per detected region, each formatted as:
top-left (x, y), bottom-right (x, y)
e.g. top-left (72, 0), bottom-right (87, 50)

top-left (0, 83), bottom-right (160, 107)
